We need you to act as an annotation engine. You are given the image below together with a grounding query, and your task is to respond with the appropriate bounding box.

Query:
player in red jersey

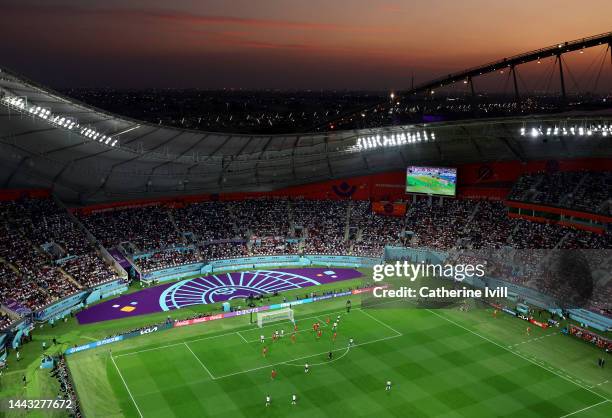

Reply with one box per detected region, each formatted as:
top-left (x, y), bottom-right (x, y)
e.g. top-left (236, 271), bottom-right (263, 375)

top-left (326, 317), bottom-right (330, 325)
top-left (262, 346), bottom-right (268, 357)
top-left (271, 369), bottom-right (277, 380)
top-left (317, 329), bottom-right (322, 339)
top-left (332, 332), bottom-right (337, 341)
top-left (526, 326), bottom-right (531, 336)
top-left (291, 333), bottom-right (296, 344)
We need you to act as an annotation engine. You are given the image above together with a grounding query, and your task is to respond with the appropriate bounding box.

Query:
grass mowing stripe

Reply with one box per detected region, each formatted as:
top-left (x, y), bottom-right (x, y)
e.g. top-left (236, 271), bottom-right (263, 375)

top-left (110, 354), bottom-right (143, 418)
top-left (559, 400), bottom-right (610, 418)
top-left (183, 342), bottom-right (215, 379)
top-left (427, 309), bottom-right (611, 402)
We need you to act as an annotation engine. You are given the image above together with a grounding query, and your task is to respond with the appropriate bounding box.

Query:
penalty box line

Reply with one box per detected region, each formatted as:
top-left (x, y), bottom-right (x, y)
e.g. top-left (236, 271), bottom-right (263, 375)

top-left (183, 342), bottom-right (215, 380)
top-left (427, 309), bottom-right (611, 403)
top-left (558, 400), bottom-right (610, 418)
top-left (357, 308), bottom-right (402, 336)
top-left (188, 310), bottom-right (402, 380)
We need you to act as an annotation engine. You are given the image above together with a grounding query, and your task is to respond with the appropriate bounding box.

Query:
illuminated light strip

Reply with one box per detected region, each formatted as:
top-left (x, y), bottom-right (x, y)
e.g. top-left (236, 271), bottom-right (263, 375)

top-left (520, 123), bottom-right (612, 138)
top-left (349, 130), bottom-right (436, 152)
top-left (1, 94), bottom-right (120, 147)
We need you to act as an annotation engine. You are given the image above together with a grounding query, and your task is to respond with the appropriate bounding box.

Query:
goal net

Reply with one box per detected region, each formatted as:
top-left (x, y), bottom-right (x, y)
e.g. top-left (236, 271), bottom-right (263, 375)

top-left (256, 308), bottom-right (294, 328)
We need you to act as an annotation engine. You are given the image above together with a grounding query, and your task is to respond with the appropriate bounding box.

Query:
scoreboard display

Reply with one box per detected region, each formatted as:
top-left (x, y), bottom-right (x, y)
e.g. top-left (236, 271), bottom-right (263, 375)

top-left (406, 166), bottom-right (457, 196)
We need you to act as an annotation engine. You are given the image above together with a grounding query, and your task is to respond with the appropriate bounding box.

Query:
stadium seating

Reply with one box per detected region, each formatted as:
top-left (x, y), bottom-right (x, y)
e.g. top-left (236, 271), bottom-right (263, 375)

top-left (1, 188), bottom-right (610, 330)
top-left (508, 171), bottom-right (611, 215)
top-left (0, 198), bottom-right (118, 324)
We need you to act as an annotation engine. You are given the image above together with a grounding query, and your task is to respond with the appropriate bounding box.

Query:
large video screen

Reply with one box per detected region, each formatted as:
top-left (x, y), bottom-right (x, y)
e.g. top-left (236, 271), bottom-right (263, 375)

top-left (406, 166), bottom-right (457, 196)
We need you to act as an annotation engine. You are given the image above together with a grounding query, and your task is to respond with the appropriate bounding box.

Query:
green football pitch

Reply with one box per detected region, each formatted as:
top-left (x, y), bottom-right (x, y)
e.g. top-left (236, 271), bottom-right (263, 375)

top-left (66, 299), bottom-right (612, 418)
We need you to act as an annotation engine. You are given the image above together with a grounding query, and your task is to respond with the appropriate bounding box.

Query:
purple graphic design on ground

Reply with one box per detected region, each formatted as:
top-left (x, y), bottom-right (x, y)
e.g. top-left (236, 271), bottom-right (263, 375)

top-left (76, 268), bottom-right (362, 324)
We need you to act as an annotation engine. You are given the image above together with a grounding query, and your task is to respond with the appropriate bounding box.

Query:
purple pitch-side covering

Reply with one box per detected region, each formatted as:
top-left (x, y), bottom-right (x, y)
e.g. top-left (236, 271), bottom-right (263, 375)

top-left (76, 268), bottom-right (362, 324)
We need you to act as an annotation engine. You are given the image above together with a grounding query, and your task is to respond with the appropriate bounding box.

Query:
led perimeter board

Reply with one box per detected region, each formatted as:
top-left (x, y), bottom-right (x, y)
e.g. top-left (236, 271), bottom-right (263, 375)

top-left (406, 166), bottom-right (457, 196)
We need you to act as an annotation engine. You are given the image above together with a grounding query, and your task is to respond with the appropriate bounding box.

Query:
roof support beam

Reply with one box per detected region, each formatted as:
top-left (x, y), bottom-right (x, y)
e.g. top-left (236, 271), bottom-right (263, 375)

top-left (3, 156), bottom-right (29, 188)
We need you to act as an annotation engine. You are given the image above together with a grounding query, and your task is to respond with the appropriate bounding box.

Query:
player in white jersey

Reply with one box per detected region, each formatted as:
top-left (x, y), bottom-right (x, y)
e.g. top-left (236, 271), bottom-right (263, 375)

top-left (291, 394), bottom-right (297, 405)
top-left (266, 395), bottom-right (271, 406)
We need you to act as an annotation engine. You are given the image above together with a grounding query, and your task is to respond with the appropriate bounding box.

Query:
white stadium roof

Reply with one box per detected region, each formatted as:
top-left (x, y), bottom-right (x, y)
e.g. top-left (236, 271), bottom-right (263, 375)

top-left (1, 67), bottom-right (611, 204)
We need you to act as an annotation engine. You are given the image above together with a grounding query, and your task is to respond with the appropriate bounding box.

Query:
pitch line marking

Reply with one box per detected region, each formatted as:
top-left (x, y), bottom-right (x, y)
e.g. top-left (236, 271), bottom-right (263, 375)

top-left (427, 309), bottom-right (611, 403)
top-left (111, 355), bottom-right (144, 418)
top-left (558, 400), bottom-right (609, 418)
top-left (284, 346), bottom-right (351, 367)
top-left (590, 380), bottom-right (609, 389)
top-left (358, 308), bottom-right (402, 336)
top-left (236, 331), bottom-right (249, 343)
top-left (508, 331), bottom-right (559, 348)
top-left (183, 342), bottom-right (215, 380)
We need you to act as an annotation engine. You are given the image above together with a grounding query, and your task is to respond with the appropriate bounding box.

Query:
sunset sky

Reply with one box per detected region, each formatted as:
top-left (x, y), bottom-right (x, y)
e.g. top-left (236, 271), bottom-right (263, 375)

top-left (2, 0), bottom-right (611, 89)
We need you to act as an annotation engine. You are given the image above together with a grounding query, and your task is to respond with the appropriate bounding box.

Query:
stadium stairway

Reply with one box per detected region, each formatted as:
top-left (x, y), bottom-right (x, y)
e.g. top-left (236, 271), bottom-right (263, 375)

top-left (58, 266), bottom-right (84, 289)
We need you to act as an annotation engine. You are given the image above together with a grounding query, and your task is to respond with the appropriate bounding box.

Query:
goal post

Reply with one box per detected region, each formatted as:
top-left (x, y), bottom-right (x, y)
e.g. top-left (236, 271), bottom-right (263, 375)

top-left (256, 308), bottom-right (295, 328)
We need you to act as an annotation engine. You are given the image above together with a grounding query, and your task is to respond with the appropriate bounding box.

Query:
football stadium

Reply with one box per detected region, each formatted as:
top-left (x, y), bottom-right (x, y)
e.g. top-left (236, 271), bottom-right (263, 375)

top-left (1, 3), bottom-right (612, 417)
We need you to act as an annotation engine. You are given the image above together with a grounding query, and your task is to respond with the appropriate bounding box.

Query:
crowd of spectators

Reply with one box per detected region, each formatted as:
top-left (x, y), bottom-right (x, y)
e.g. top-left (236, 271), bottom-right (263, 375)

top-left (508, 171), bottom-right (611, 215)
top-left (173, 201), bottom-right (238, 242)
top-left (80, 205), bottom-right (183, 252)
top-left (135, 249), bottom-right (200, 272)
top-left (199, 242), bottom-right (248, 261)
top-left (350, 201), bottom-right (405, 256)
top-left (405, 198), bottom-right (476, 250)
top-left (0, 198), bottom-right (118, 318)
top-left (233, 199), bottom-right (291, 238)
top-left (62, 253), bottom-right (118, 287)
top-left (19, 198), bottom-right (92, 257)
top-left (293, 200), bottom-right (350, 255)
top-left (80, 196), bottom-right (610, 268)
top-left (0, 223), bottom-right (77, 312)
top-left (51, 356), bottom-right (82, 418)
top-left (1, 189), bottom-right (610, 321)
top-left (0, 311), bottom-right (11, 330)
